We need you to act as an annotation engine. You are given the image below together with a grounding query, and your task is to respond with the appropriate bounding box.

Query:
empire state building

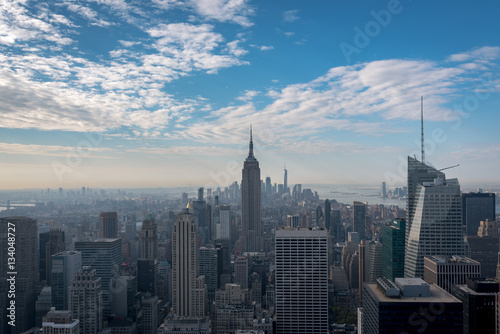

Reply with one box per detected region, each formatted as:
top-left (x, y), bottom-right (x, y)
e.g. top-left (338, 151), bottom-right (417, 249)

top-left (241, 127), bottom-right (262, 252)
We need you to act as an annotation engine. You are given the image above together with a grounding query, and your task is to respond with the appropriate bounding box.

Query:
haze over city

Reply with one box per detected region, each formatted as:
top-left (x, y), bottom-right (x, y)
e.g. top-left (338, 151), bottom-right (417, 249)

top-left (1, 0), bottom-right (499, 189)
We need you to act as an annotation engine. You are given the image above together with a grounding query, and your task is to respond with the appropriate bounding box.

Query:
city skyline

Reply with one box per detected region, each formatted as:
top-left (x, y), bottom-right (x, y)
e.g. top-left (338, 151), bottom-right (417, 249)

top-left (1, 1), bottom-right (499, 189)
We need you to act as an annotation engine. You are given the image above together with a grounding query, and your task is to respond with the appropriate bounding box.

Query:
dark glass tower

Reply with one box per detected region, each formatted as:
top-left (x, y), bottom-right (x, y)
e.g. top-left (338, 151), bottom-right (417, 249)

top-left (0, 217), bottom-right (39, 334)
top-left (99, 212), bottom-right (118, 238)
top-left (381, 218), bottom-right (406, 281)
top-left (241, 127), bottom-right (262, 252)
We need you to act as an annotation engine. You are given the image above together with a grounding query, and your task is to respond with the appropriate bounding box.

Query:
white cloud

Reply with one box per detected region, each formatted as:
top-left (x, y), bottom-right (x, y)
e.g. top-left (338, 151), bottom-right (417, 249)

top-left (0, 0), bottom-right (73, 45)
top-left (283, 9), bottom-right (299, 23)
top-left (189, 0), bottom-right (254, 27)
top-left (169, 53), bottom-right (497, 153)
top-left (259, 45), bottom-right (274, 51)
top-left (448, 46), bottom-right (500, 63)
top-left (237, 90), bottom-right (260, 101)
top-left (0, 142), bottom-right (114, 157)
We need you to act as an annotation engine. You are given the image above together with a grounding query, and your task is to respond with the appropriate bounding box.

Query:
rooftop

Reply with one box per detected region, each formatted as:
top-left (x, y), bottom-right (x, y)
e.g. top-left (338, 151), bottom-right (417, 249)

top-left (426, 255), bottom-right (479, 264)
top-left (365, 283), bottom-right (460, 304)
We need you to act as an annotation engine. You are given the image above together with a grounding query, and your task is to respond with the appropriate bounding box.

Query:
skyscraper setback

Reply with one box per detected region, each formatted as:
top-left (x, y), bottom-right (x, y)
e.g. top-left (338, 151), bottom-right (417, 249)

top-left (241, 127), bottom-right (262, 252)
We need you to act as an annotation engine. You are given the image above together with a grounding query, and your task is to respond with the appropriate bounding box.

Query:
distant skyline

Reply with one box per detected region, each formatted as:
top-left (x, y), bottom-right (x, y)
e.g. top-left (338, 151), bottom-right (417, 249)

top-left (1, 1), bottom-right (499, 189)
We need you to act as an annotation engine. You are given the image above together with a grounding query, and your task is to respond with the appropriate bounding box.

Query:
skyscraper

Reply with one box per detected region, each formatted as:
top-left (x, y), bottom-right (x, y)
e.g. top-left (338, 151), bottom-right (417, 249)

top-left (462, 192), bottom-right (496, 236)
top-left (467, 219), bottom-right (499, 278)
top-left (381, 219), bottom-right (406, 281)
top-left (69, 267), bottom-right (103, 334)
top-left (283, 164), bottom-right (288, 193)
top-left (405, 174), bottom-right (466, 278)
top-left (39, 229), bottom-right (65, 284)
top-left (406, 156), bottom-right (444, 249)
top-left (51, 251), bottom-right (82, 310)
top-left (241, 126), bottom-right (262, 252)
top-left (353, 201), bottom-right (366, 241)
top-left (362, 278), bottom-right (463, 333)
top-left (141, 214), bottom-right (158, 260)
top-left (324, 199), bottom-right (331, 232)
top-left (0, 217), bottom-right (39, 334)
top-left (172, 207), bottom-right (207, 317)
top-left (75, 238), bottom-right (122, 316)
top-left (137, 258), bottom-right (159, 296)
top-left (275, 228), bottom-right (329, 333)
top-left (99, 212), bottom-right (118, 238)
top-left (234, 256), bottom-right (248, 289)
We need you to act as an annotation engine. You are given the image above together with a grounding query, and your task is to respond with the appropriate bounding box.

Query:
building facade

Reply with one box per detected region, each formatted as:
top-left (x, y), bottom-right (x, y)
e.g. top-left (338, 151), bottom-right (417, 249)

top-left (0, 217), bottom-right (39, 334)
top-left (69, 267), bottom-right (103, 334)
top-left (423, 255), bottom-right (481, 294)
top-left (275, 228), bottom-right (329, 333)
top-left (172, 207), bottom-right (207, 317)
top-left (381, 219), bottom-right (406, 281)
top-left (405, 176), bottom-right (466, 278)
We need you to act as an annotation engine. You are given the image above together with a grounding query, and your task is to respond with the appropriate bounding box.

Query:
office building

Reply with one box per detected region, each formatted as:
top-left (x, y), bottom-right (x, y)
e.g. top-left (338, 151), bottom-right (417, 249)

top-left (453, 278), bottom-right (499, 334)
top-left (241, 127), bottom-right (262, 252)
top-left (75, 238), bottom-right (122, 316)
top-left (360, 241), bottom-right (383, 298)
top-left (381, 219), bottom-right (406, 281)
top-left (137, 258), bottom-right (159, 296)
top-left (275, 228), bottom-right (328, 333)
top-left (467, 219), bottom-right (499, 278)
top-left (353, 201), bottom-right (366, 240)
top-left (381, 182), bottom-right (387, 198)
top-left (0, 217), bottom-right (39, 334)
top-left (234, 256), bottom-right (249, 289)
top-left (36, 286), bottom-right (52, 327)
top-left (405, 174), bottom-right (466, 278)
top-left (199, 246), bottom-right (222, 302)
top-left (215, 205), bottom-right (231, 240)
top-left (69, 267), bottom-right (103, 334)
top-left (141, 294), bottom-right (159, 334)
top-left (110, 275), bottom-right (140, 321)
top-left (141, 214), bottom-right (158, 260)
top-left (172, 207), bottom-right (207, 317)
top-left (423, 255), bottom-right (481, 294)
top-left (42, 308), bottom-right (79, 334)
top-left (462, 192), bottom-right (496, 236)
top-left (332, 209), bottom-right (342, 241)
top-left (324, 199), bottom-right (331, 231)
top-left (362, 277), bottom-right (463, 333)
top-left (99, 212), bottom-right (118, 238)
top-left (286, 215), bottom-right (299, 228)
top-left (406, 156), bottom-right (445, 248)
top-left (51, 251), bottom-right (82, 310)
top-left (39, 229), bottom-right (65, 284)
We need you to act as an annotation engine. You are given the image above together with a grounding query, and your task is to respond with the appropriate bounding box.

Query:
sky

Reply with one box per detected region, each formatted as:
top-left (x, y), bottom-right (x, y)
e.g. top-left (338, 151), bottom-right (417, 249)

top-left (0, 0), bottom-right (500, 190)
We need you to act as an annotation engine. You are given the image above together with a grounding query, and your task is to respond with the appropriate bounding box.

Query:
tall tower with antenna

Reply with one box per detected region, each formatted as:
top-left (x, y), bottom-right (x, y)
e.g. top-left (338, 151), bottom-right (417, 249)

top-left (421, 96), bottom-right (425, 164)
top-left (241, 126), bottom-right (262, 252)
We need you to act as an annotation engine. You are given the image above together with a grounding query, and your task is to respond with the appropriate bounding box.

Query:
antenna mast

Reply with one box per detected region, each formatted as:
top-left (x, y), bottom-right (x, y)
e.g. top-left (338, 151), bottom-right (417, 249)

top-left (421, 96), bottom-right (425, 164)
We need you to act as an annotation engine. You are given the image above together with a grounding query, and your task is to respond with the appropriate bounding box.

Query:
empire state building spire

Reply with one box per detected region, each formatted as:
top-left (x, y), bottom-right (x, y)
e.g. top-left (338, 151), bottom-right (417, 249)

top-left (246, 125), bottom-right (256, 161)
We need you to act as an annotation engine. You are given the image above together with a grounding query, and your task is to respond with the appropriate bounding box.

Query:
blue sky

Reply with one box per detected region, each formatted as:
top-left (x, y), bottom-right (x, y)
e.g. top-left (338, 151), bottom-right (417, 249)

top-left (0, 0), bottom-right (499, 190)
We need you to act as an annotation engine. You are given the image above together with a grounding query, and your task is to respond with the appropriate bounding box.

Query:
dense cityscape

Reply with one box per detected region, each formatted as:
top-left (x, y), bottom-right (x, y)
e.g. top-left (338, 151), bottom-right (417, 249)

top-left (1, 1), bottom-right (500, 333)
top-left (1, 130), bottom-right (500, 333)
